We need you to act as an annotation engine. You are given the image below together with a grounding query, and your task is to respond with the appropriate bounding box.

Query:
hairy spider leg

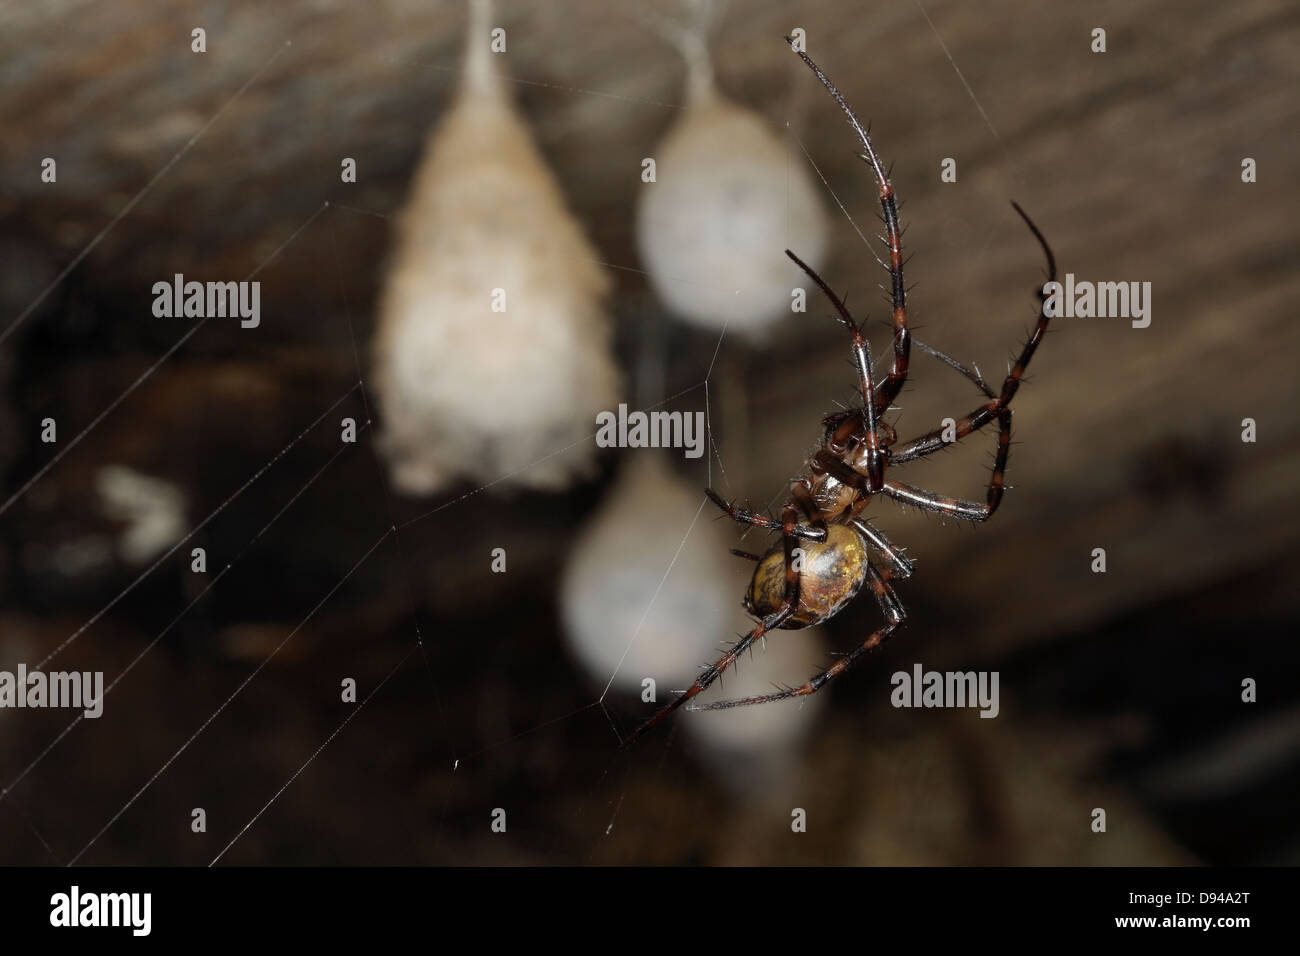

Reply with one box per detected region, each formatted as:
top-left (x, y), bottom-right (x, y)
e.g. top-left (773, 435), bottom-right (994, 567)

top-left (687, 623), bottom-right (902, 711)
top-left (689, 557), bottom-right (907, 712)
top-left (817, 331), bottom-right (1000, 458)
top-left (703, 487), bottom-right (826, 542)
top-left (883, 203), bottom-right (1057, 521)
top-left (786, 249), bottom-right (885, 488)
top-left (789, 42), bottom-right (912, 418)
top-left (620, 498), bottom-right (813, 748)
top-left (850, 517), bottom-right (914, 580)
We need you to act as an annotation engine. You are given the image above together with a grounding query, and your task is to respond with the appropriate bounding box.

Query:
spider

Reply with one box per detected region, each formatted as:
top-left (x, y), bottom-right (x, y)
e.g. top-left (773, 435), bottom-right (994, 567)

top-left (622, 43), bottom-right (1056, 747)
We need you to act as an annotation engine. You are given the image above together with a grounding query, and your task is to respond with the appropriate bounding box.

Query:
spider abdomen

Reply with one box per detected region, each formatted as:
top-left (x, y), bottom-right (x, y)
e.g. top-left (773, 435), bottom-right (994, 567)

top-left (744, 523), bottom-right (870, 629)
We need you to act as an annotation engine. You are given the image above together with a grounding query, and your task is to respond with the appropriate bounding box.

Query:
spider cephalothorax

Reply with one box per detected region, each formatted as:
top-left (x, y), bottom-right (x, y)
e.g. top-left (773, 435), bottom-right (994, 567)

top-left (622, 42), bottom-right (1056, 746)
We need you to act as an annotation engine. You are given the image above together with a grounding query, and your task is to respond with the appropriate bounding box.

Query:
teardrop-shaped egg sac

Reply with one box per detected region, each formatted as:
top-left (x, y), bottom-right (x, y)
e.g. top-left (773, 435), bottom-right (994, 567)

top-left (560, 456), bottom-right (736, 697)
top-left (636, 89), bottom-right (828, 337)
top-left (372, 60), bottom-right (621, 496)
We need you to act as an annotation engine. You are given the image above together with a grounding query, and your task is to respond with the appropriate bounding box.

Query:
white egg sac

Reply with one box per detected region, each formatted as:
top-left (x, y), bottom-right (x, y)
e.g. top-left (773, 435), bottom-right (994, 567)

top-left (372, 26), bottom-right (620, 495)
top-left (560, 456), bottom-right (736, 696)
top-left (636, 88), bottom-right (828, 337)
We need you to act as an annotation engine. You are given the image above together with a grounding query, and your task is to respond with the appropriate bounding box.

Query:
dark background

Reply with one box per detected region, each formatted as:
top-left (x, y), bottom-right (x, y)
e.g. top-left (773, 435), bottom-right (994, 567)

top-left (0, 0), bottom-right (1296, 865)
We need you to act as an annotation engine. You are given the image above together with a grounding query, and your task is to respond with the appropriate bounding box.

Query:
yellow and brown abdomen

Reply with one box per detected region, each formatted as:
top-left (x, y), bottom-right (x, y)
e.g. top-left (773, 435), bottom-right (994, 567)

top-left (744, 523), bottom-right (870, 629)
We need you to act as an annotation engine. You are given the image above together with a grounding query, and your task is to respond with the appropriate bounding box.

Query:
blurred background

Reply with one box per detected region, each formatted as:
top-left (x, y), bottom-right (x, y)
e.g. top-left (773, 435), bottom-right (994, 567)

top-left (0, 0), bottom-right (1297, 865)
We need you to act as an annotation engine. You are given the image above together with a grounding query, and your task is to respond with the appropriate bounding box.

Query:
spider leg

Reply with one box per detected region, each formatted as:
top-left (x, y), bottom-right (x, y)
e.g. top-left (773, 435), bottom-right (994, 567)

top-left (884, 401), bottom-right (1015, 522)
top-left (784, 249), bottom-right (874, 412)
top-left (619, 613), bottom-right (789, 746)
top-left (863, 558), bottom-right (906, 626)
top-left (621, 498), bottom-right (809, 746)
top-left (688, 558), bottom-right (905, 712)
top-left (883, 344), bottom-right (1012, 516)
top-left (820, 338), bottom-right (978, 455)
top-left (880, 469), bottom-right (1009, 522)
top-left (889, 404), bottom-right (1010, 465)
top-left (883, 399), bottom-right (1015, 521)
top-left (891, 203), bottom-right (1054, 466)
top-left (849, 517), bottom-right (915, 579)
top-left (789, 480), bottom-right (832, 542)
top-left (787, 250), bottom-right (885, 488)
top-left (787, 43), bottom-right (912, 417)
top-left (705, 488), bottom-right (826, 542)
top-left (881, 204), bottom-right (1055, 520)
top-left (912, 337), bottom-right (995, 399)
